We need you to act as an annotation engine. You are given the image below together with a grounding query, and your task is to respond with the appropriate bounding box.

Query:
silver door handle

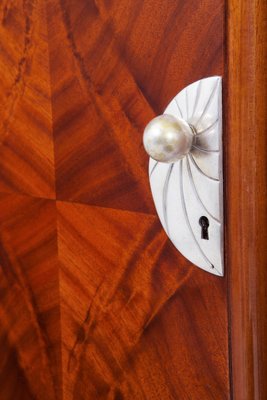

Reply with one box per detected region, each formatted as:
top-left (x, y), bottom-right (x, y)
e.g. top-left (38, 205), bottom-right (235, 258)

top-left (143, 77), bottom-right (224, 276)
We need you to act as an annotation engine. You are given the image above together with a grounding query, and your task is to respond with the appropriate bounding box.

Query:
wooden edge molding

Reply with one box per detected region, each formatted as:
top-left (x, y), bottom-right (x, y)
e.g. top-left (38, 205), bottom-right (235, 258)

top-left (225, 0), bottom-right (267, 399)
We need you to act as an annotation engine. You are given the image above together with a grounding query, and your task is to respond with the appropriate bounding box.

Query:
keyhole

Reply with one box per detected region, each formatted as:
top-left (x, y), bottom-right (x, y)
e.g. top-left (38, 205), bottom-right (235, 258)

top-left (199, 216), bottom-right (209, 240)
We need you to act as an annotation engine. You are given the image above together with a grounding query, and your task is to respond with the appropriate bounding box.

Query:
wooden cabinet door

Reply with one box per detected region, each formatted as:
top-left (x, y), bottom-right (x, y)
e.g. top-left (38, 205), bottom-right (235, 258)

top-left (0, 1), bottom-right (266, 399)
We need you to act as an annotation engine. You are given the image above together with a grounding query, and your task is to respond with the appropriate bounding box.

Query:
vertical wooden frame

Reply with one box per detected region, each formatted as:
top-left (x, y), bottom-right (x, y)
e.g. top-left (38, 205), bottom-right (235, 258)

top-left (226, 0), bottom-right (267, 398)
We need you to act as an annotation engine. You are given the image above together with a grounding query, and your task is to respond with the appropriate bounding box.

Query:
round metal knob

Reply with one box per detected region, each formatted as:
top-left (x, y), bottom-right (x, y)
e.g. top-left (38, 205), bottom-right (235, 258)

top-left (143, 114), bottom-right (193, 163)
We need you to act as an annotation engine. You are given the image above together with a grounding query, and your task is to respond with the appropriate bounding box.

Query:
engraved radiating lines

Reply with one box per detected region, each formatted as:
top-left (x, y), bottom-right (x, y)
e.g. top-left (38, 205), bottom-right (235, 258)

top-left (179, 160), bottom-right (217, 271)
top-left (186, 157), bottom-right (220, 223)
top-left (194, 78), bottom-right (220, 127)
top-left (185, 89), bottom-right (189, 120)
top-left (148, 77), bottom-right (223, 275)
top-left (192, 144), bottom-right (219, 153)
top-left (162, 163), bottom-right (174, 235)
top-left (149, 161), bottom-right (159, 178)
top-left (190, 80), bottom-right (202, 121)
top-left (175, 98), bottom-right (183, 118)
top-left (188, 153), bottom-right (219, 181)
top-left (196, 118), bottom-right (219, 136)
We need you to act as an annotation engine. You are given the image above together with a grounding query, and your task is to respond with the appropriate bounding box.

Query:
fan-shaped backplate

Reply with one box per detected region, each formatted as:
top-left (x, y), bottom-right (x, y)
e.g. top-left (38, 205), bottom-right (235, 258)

top-left (149, 77), bottom-right (224, 276)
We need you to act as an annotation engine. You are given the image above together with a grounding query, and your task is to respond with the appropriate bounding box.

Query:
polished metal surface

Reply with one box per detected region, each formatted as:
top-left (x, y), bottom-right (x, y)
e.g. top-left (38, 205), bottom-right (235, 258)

top-left (145, 76), bottom-right (224, 276)
top-left (143, 114), bottom-right (193, 163)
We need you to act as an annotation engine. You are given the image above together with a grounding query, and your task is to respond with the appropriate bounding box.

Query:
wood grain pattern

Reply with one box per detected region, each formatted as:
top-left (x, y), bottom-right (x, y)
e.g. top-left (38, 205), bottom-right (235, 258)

top-left (47, 0), bottom-right (224, 212)
top-left (57, 202), bottom-right (229, 399)
top-left (0, 1), bottom-right (230, 399)
top-left (226, 0), bottom-right (267, 399)
top-left (0, 192), bottom-right (60, 399)
top-left (0, 0), bottom-right (55, 199)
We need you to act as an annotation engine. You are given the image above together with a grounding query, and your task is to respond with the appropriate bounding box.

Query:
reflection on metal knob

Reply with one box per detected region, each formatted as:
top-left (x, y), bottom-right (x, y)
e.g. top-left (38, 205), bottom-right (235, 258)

top-left (143, 114), bottom-right (194, 163)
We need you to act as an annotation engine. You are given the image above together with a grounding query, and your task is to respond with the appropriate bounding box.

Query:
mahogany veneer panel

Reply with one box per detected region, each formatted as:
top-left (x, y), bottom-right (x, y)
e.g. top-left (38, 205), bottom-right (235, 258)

top-left (0, 192), bottom-right (60, 399)
top-left (57, 202), bottom-right (228, 399)
top-left (48, 0), bottom-right (224, 212)
top-left (0, 1), bottom-right (229, 399)
top-left (0, 0), bottom-right (55, 199)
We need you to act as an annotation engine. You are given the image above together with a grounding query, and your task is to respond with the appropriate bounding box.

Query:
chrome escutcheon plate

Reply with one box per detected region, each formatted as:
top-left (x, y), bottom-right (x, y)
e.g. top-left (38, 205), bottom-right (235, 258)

top-left (148, 77), bottom-right (224, 276)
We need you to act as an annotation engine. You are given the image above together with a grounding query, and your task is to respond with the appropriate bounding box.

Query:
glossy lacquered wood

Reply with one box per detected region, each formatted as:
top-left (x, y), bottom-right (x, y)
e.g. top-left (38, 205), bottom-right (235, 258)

top-left (0, 1), bottom-right (230, 399)
top-left (0, 0), bottom-right (55, 199)
top-left (226, 0), bottom-right (267, 399)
